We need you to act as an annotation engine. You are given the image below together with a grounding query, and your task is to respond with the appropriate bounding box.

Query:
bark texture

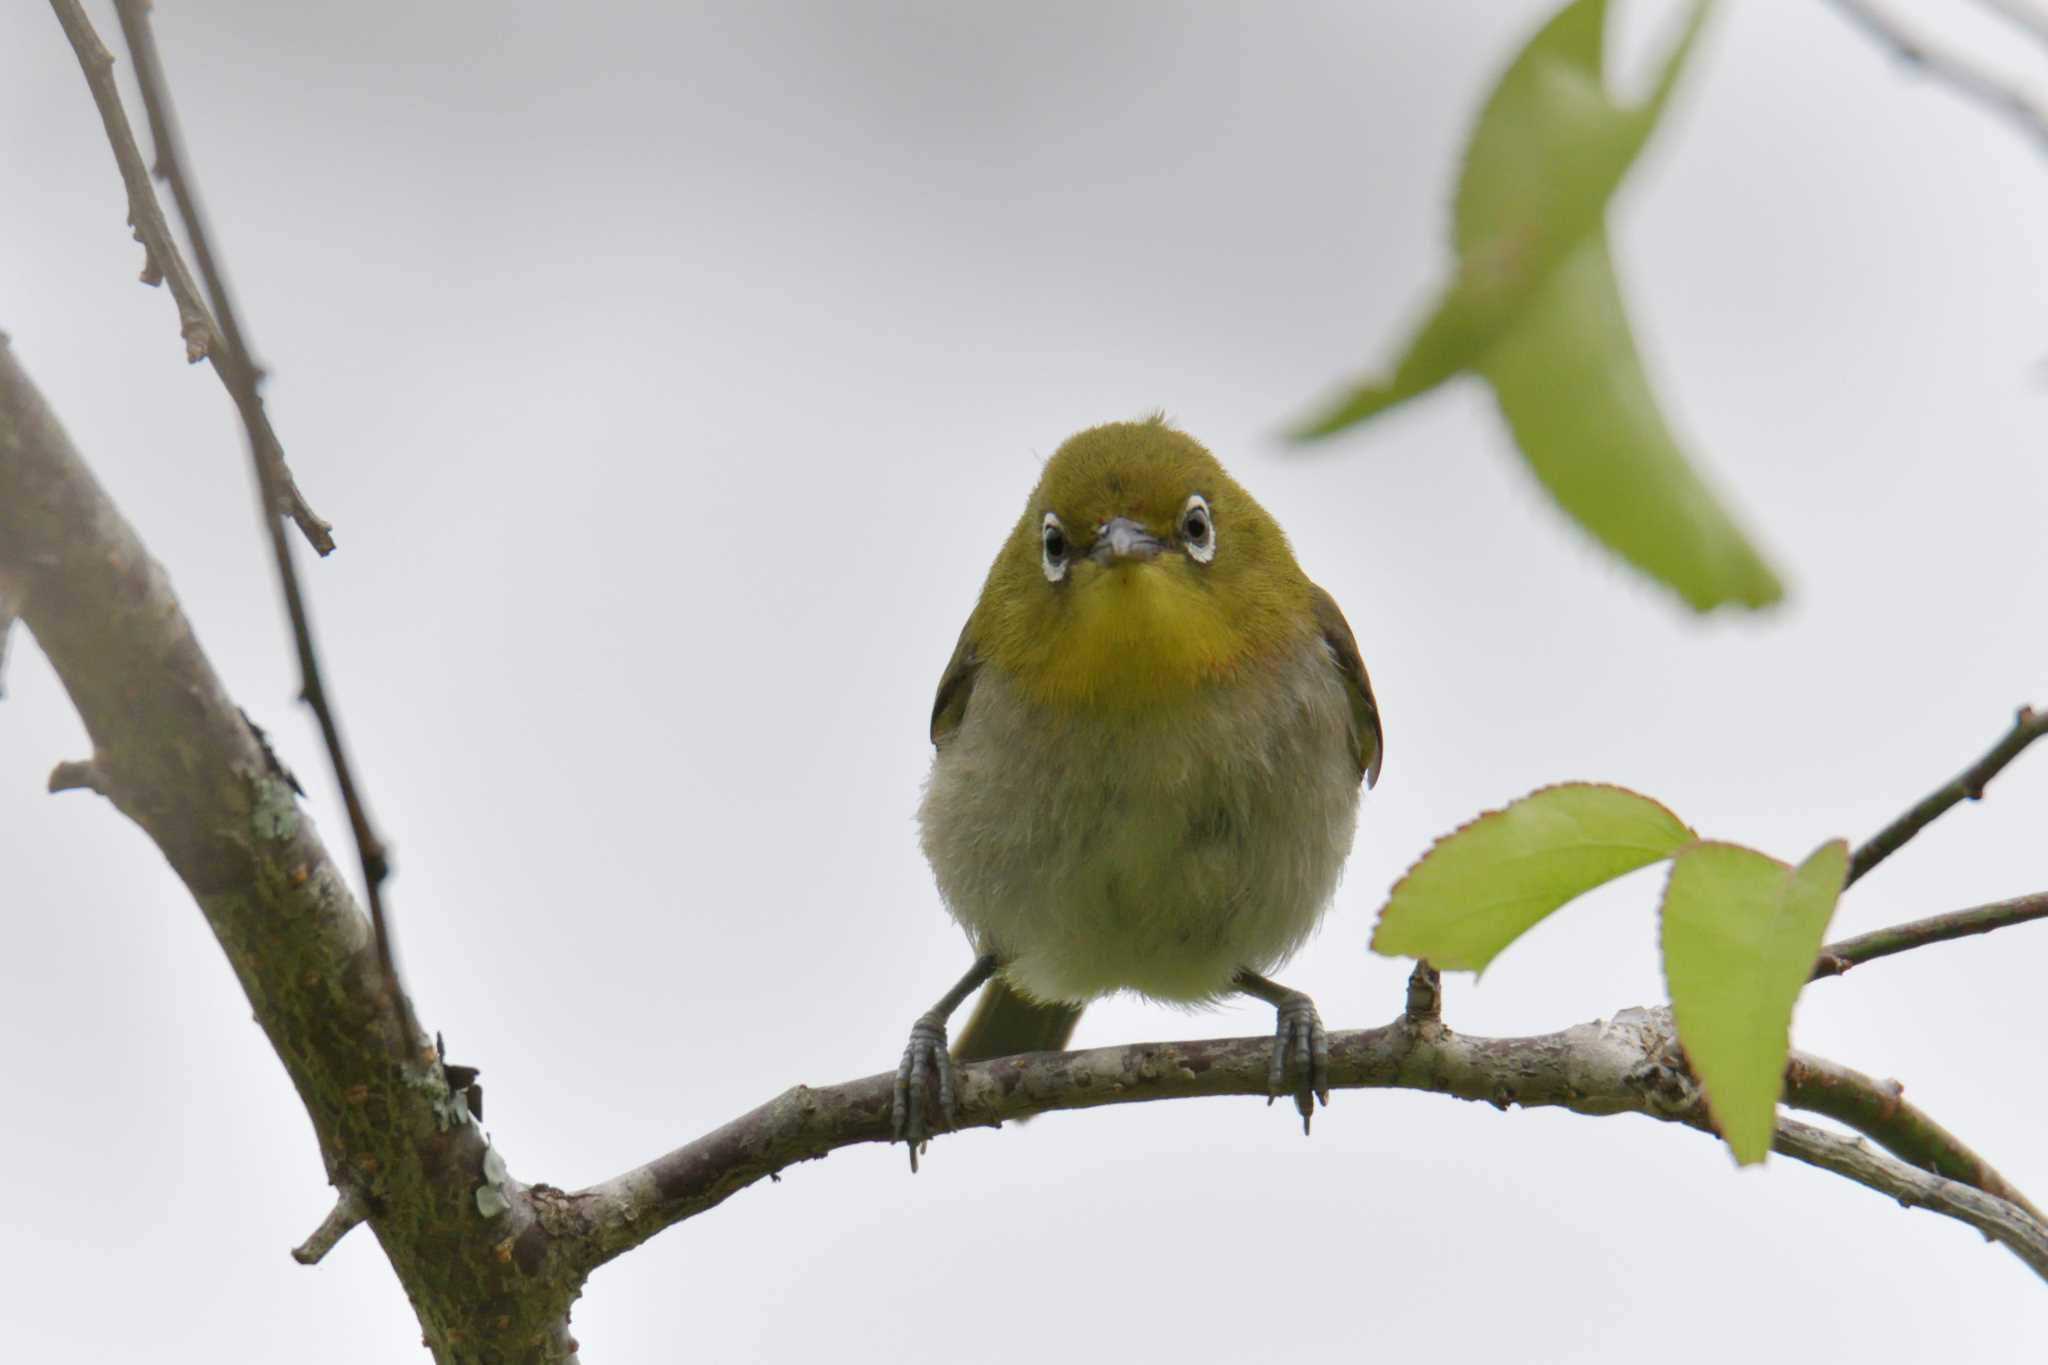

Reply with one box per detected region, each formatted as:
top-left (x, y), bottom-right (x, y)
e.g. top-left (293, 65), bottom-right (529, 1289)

top-left (0, 339), bottom-right (578, 1364)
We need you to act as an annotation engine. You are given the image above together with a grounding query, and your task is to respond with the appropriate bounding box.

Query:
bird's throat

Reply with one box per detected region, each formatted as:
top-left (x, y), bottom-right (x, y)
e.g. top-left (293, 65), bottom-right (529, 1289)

top-left (1019, 564), bottom-right (1247, 707)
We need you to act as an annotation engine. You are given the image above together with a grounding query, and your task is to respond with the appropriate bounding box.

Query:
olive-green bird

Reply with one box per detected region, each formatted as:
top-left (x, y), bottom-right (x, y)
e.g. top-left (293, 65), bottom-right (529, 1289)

top-left (894, 417), bottom-right (1383, 1165)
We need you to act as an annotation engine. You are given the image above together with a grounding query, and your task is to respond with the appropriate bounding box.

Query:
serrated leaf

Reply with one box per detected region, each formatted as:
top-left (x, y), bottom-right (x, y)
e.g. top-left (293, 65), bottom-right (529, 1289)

top-left (1660, 839), bottom-right (1848, 1166)
top-left (1291, 0), bottom-right (1780, 613)
top-left (1372, 783), bottom-right (1694, 973)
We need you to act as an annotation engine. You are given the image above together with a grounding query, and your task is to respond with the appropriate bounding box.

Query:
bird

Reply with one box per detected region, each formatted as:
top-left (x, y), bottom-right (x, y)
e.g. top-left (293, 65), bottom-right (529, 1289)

top-left (894, 416), bottom-right (1382, 1167)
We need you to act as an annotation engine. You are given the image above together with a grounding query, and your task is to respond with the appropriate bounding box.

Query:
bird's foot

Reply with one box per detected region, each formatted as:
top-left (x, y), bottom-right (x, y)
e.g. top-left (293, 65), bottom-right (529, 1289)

top-left (891, 1010), bottom-right (955, 1171)
top-left (1263, 990), bottom-right (1330, 1134)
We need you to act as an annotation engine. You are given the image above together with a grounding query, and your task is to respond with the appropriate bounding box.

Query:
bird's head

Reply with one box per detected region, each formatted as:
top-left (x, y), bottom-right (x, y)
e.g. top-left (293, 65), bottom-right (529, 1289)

top-left (972, 418), bottom-right (1315, 707)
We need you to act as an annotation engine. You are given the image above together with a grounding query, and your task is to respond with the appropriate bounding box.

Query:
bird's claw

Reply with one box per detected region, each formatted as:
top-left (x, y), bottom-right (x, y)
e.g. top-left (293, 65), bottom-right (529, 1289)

top-left (892, 1011), bottom-right (954, 1171)
top-left (1264, 993), bottom-right (1330, 1134)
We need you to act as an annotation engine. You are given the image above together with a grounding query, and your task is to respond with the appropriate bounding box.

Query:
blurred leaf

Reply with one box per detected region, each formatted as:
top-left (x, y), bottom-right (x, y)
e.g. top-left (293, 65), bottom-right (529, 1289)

top-left (1292, 0), bottom-right (1781, 612)
top-left (1483, 235), bottom-right (1782, 609)
top-left (1453, 0), bottom-right (1700, 270)
top-left (1660, 839), bottom-right (1848, 1165)
top-left (1372, 782), bottom-right (1694, 973)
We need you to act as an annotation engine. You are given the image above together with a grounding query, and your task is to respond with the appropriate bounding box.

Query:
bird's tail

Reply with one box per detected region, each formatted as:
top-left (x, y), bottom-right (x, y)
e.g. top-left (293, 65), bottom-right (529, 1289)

top-left (952, 977), bottom-right (1082, 1062)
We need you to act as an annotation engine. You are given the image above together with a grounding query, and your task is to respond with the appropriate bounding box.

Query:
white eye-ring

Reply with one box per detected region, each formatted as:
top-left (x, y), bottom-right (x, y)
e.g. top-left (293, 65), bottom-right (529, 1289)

top-left (1179, 494), bottom-right (1215, 564)
top-left (1041, 511), bottom-right (1070, 583)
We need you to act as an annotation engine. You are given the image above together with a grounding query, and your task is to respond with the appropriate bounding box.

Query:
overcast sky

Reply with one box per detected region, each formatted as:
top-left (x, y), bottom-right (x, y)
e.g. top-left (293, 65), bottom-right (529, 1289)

top-left (5, 2), bottom-right (2047, 1360)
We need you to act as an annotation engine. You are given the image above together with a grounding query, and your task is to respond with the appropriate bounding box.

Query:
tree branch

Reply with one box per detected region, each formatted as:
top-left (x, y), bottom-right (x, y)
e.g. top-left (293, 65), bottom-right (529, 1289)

top-left (1771, 1118), bottom-right (2048, 1281)
top-left (557, 1005), bottom-right (2047, 1287)
top-left (0, 339), bottom-right (578, 1364)
top-left (1847, 705), bottom-right (2048, 885)
top-left (45, 0), bottom-right (334, 556)
top-left (86, 0), bottom-right (403, 1026)
top-left (1822, 0), bottom-right (2048, 157)
top-left (1814, 890), bottom-right (2048, 979)
top-left (1783, 1052), bottom-right (2043, 1220)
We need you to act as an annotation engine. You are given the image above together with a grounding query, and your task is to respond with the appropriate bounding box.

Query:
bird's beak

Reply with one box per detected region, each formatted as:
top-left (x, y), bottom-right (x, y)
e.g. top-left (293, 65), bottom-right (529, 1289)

top-left (1089, 517), bottom-right (1165, 565)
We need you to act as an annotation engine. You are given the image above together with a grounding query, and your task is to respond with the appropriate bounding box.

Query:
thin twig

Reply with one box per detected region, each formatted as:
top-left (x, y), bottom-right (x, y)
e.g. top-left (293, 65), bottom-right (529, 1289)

top-left (1814, 891), bottom-right (2048, 979)
top-left (1784, 1052), bottom-right (2042, 1219)
top-left (1972, 0), bottom-right (2048, 51)
top-left (46, 0), bottom-right (334, 556)
top-left (1847, 705), bottom-right (2048, 886)
top-left (1822, 0), bottom-right (2048, 156)
top-left (106, 0), bottom-right (402, 1028)
top-left (47, 758), bottom-right (112, 797)
top-left (1772, 1117), bottom-right (2048, 1281)
top-left (291, 1188), bottom-right (369, 1266)
top-left (45, 0), bottom-right (212, 362)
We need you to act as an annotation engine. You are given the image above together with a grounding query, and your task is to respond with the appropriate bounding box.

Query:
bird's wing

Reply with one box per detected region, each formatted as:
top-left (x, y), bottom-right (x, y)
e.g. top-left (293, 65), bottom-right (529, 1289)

top-left (929, 620), bottom-right (980, 747)
top-left (1309, 582), bottom-right (1384, 788)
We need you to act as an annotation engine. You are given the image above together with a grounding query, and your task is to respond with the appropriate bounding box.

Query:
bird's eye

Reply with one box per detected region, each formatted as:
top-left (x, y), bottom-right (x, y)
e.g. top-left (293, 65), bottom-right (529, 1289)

top-left (1180, 494), bottom-right (1215, 564)
top-left (1041, 512), bottom-right (1069, 583)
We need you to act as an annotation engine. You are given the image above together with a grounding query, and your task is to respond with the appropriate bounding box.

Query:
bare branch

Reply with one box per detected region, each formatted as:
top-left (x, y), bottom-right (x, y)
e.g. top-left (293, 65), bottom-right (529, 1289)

top-left (557, 1005), bottom-right (2046, 1287)
top-left (1822, 0), bottom-right (2048, 156)
top-left (1847, 705), bottom-right (2048, 885)
top-left (1784, 1052), bottom-right (2042, 1220)
top-left (101, 0), bottom-right (403, 1028)
top-left (0, 340), bottom-right (574, 1363)
top-left (1814, 890), bottom-right (2048, 979)
top-left (291, 1188), bottom-right (369, 1266)
top-left (44, 0), bottom-right (334, 556)
top-left (44, 0), bottom-right (212, 363)
top-left (1773, 1118), bottom-right (2048, 1280)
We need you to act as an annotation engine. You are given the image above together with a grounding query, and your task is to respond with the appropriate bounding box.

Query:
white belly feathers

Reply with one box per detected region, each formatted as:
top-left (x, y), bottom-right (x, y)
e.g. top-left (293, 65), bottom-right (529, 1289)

top-left (917, 637), bottom-right (1361, 1005)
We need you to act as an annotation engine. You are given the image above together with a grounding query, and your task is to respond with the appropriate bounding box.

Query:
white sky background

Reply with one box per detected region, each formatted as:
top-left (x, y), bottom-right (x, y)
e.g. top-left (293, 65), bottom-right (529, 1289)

top-left (4, 1), bottom-right (2046, 1359)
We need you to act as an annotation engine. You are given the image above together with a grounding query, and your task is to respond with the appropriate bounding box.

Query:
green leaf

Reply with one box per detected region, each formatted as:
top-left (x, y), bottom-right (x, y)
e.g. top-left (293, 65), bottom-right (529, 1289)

top-left (1371, 783), bottom-right (1694, 973)
top-left (1660, 839), bottom-right (1848, 1165)
top-left (1291, 0), bottom-right (1781, 612)
top-left (1481, 234), bottom-right (1782, 609)
top-left (1452, 0), bottom-right (1701, 270)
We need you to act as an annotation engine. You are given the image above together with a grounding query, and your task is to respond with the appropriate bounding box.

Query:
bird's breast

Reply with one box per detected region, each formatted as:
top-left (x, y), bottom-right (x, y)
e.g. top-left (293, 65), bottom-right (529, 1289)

top-left (918, 636), bottom-right (1362, 1005)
